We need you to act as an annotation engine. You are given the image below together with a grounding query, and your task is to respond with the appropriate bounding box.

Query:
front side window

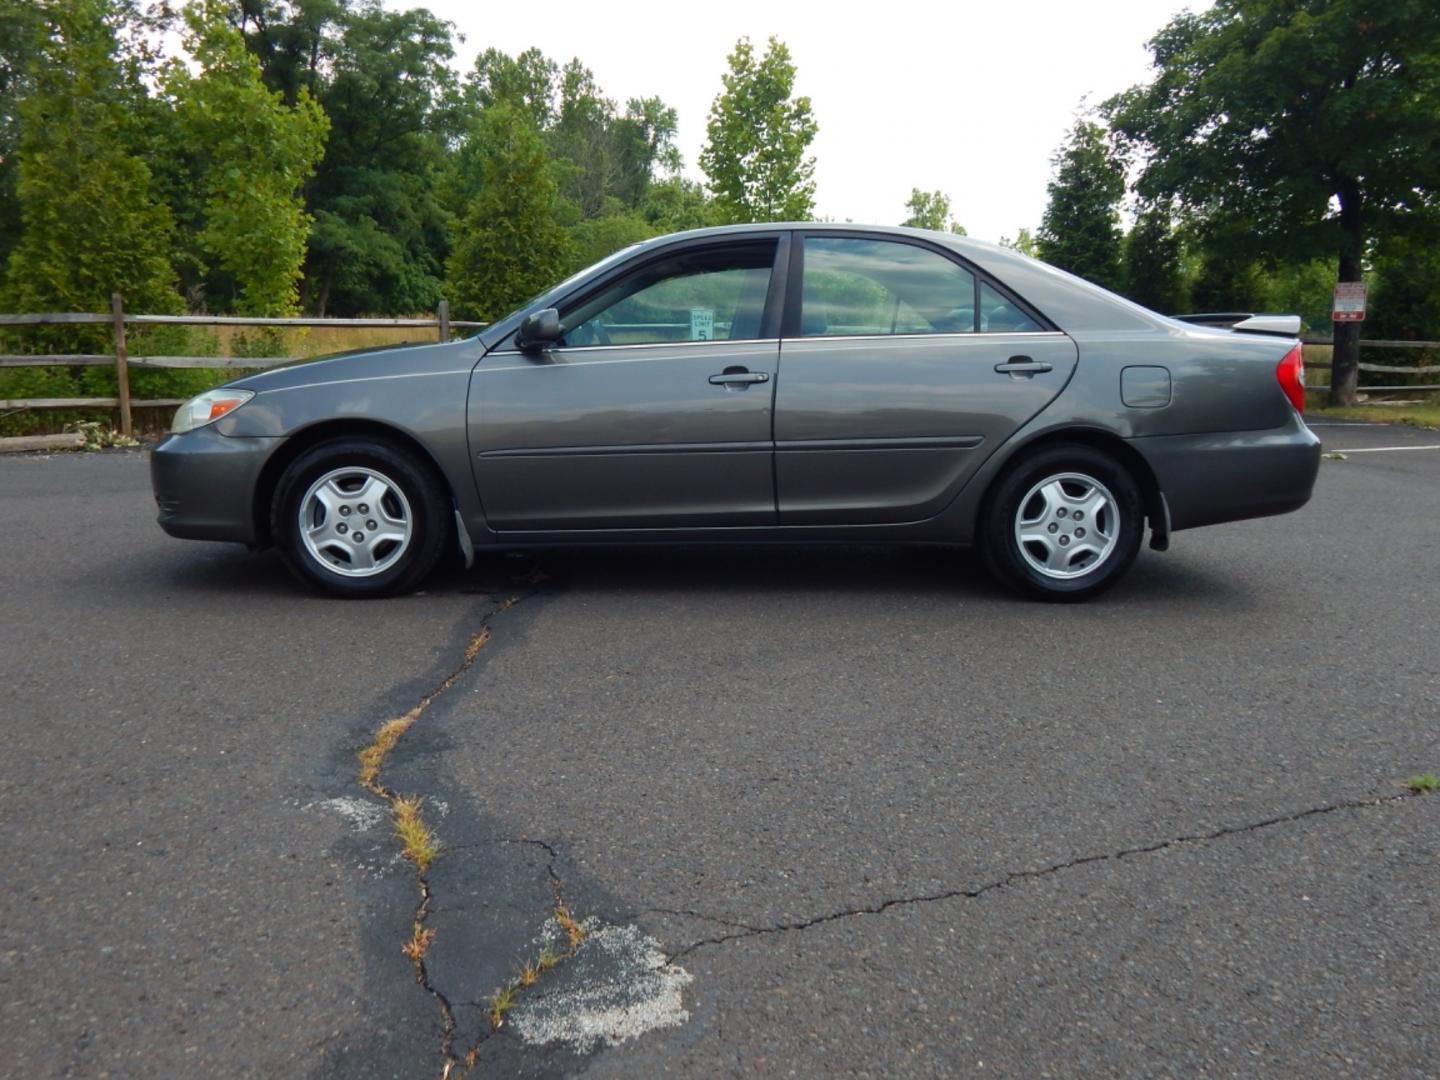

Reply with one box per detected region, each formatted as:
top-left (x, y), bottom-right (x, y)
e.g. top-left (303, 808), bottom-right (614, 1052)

top-left (799, 237), bottom-right (976, 337)
top-left (560, 243), bottom-right (775, 346)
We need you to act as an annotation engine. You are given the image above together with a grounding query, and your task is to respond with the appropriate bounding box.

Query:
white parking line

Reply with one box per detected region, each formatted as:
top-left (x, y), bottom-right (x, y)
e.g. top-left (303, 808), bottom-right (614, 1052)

top-left (1329, 444), bottom-right (1440, 453)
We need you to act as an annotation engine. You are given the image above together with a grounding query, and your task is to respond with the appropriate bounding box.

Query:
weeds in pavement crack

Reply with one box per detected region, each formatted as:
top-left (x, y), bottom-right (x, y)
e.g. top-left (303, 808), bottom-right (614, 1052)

top-left (351, 590), bottom-right (539, 1080)
top-left (454, 871), bottom-right (590, 1074)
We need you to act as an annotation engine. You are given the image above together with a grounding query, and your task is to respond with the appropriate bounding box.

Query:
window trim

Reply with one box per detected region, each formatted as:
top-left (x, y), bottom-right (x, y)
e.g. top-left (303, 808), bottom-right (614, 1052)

top-left (782, 231), bottom-right (1056, 340)
top-left (492, 233), bottom-right (791, 354)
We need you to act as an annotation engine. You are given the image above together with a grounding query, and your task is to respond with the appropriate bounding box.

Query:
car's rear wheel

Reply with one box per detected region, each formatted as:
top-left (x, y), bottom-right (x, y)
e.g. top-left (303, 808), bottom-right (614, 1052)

top-left (272, 438), bottom-right (450, 598)
top-left (980, 444), bottom-right (1143, 601)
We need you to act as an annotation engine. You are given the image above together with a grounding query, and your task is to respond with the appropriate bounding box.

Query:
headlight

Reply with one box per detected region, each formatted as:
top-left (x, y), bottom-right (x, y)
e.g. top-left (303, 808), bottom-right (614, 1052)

top-left (171, 389), bottom-right (255, 433)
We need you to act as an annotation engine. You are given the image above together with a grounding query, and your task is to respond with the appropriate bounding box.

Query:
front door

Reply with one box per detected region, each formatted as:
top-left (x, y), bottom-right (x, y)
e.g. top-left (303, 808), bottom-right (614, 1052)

top-left (774, 234), bottom-right (1078, 524)
top-left (470, 238), bottom-right (785, 531)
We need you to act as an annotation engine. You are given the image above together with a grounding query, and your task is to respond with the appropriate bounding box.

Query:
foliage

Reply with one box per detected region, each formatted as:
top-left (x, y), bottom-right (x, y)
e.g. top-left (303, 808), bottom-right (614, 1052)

top-left (66, 419), bottom-right (139, 448)
top-left (445, 103), bottom-right (572, 321)
top-left (566, 211), bottom-right (657, 276)
top-left (999, 228), bottom-right (1039, 257)
top-left (1404, 772), bottom-right (1440, 794)
top-left (2, 0), bottom-right (178, 339)
top-left (166, 1), bottom-right (328, 316)
top-left (0, 0), bottom-right (45, 269)
top-left (1107, 0), bottom-right (1440, 403)
top-left (1122, 206), bottom-right (1188, 314)
top-left (637, 177), bottom-right (719, 234)
top-left (301, 1), bottom-right (456, 316)
top-left (1036, 119), bottom-right (1126, 291)
top-left (1369, 232), bottom-right (1440, 343)
top-left (901, 188), bottom-right (965, 234)
top-left (233, 0), bottom-right (346, 106)
top-left (700, 36), bottom-right (817, 223)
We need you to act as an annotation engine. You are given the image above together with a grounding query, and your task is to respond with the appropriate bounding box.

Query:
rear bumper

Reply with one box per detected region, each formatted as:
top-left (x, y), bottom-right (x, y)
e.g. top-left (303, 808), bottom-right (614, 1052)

top-left (1133, 413), bottom-right (1321, 531)
top-left (150, 428), bottom-right (283, 544)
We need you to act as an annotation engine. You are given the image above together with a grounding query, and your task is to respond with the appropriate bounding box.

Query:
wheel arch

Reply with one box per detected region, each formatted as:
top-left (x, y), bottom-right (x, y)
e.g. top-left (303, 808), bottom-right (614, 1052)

top-left (252, 419), bottom-right (456, 548)
top-left (978, 426), bottom-right (1166, 542)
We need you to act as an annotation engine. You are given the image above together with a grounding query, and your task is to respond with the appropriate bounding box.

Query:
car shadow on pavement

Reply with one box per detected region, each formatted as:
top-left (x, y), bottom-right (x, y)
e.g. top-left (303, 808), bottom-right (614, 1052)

top-left (133, 537), bottom-right (1251, 608)
top-left (463, 543), bottom-right (1252, 608)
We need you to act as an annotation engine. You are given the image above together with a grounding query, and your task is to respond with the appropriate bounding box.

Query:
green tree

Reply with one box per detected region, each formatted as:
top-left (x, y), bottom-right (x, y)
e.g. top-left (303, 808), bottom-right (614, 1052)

top-left (999, 227), bottom-right (1039, 257)
top-left (302, 1), bottom-right (456, 315)
top-left (445, 103), bottom-right (572, 321)
top-left (1107, 0), bottom-right (1440, 405)
top-left (467, 45), bottom-right (557, 129)
top-left (3, 0), bottom-right (177, 323)
top-left (1036, 119), bottom-right (1126, 290)
top-left (1122, 206), bottom-right (1187, 314)
top-left (901, 188), bottom-right (965, 234)
top-left (167, 1), bottom-right (328, 316)
top-left (233, 0), bottom-right (345, 106)
top-left (0, 0), bottom-right (45, 268)
top-left (1368, 233), bottom-right (1440, 343)
top-left (700, 36), bottom-right (817, 223)
top-left (612, 96), bottom-right (680, 207)
top-left (638, 176), bottom-right (718, 233)
top-left (566, 210), bottom-right (656, 274)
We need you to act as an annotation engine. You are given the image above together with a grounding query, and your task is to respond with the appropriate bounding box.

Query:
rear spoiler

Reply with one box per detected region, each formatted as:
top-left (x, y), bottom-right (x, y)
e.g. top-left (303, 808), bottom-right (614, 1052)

top-left (1172, 312), bottom-right (1302, 338)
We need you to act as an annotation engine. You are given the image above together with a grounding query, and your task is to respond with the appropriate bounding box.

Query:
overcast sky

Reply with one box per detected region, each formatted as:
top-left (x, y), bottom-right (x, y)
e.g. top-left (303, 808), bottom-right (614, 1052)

top-left (402, 0), bottom-right (1212, 241)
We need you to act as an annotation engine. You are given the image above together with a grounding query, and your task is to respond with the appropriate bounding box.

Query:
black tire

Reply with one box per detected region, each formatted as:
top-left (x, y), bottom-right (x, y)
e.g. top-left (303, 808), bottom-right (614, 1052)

top-left (980, 443), bottom-right (1144, 601)
top-left (271, 438), bottom-right (451, 598)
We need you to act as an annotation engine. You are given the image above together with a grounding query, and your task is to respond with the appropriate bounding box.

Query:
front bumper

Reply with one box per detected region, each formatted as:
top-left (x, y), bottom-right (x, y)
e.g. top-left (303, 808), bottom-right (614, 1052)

top-left (150, 427), bottom-right (284, 544)
top-left (1134, 412), bottom-right (1322, 531)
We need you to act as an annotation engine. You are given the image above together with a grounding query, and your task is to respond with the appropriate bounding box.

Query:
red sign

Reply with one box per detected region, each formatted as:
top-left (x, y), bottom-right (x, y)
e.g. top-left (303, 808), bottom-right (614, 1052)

top-left (1333, 281), bottom-right (1367, 322)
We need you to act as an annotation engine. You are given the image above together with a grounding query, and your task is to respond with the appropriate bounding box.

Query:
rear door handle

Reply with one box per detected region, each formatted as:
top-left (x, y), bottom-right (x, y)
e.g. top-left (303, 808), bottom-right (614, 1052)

top-left (708, 368), bottom-right (770, 386)
top-left (994, 356), bottom-right (1053, 375)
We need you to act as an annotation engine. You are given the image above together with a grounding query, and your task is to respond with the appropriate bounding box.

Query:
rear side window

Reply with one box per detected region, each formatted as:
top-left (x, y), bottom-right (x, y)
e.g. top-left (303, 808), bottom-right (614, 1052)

top-left (979, 281), bottom-right (1044, 333)
top-left (560, 243), bottom-right (775, 346)
top-left (798, 237), bottom-right (975, 337)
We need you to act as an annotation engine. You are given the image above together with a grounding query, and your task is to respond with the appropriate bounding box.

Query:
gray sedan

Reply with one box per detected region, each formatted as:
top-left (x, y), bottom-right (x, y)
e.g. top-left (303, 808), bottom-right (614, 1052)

top-left (151, 224), bottom-right (1320, 600)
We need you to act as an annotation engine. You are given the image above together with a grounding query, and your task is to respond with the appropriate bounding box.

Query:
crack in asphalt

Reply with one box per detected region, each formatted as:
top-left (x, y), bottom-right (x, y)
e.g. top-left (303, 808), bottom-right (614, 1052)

top-left (352, 585), bottom-right (547, 1080)
top-left (665, 789), bottom-right (1424, 963)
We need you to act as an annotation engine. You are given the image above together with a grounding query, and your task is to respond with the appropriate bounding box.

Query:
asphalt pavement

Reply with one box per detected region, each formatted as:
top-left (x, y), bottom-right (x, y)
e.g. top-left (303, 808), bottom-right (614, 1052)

top-left (1, 421), bottom-right (1436, 1078)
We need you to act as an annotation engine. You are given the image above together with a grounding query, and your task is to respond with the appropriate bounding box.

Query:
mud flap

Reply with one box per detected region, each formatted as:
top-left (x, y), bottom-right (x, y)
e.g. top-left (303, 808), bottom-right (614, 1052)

top-left (1149, 491), bottom-right (1171, 552)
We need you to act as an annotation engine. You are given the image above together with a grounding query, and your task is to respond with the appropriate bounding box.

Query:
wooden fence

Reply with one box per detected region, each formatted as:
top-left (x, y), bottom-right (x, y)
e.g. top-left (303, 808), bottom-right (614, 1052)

top-left (2, 300), bottom-right (1437, 437)
top-left (1300, 334), bottom-right (1440, 393)
top-left (0, 295), bottom-right (486, 435)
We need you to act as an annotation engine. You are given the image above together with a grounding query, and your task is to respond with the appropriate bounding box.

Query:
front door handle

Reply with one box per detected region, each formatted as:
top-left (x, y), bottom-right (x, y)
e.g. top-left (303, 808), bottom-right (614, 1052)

top-left (994, 356), bottom-right (1053, 376)
top-left (708, 367), bottom-right (770, 387)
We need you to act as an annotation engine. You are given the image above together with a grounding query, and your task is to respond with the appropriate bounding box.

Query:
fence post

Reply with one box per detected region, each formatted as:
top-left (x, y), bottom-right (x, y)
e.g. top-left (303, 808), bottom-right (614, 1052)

top-left (436, 298), bottom-right (451, 343)
top-left (111, 293), bottom-right (132, 437)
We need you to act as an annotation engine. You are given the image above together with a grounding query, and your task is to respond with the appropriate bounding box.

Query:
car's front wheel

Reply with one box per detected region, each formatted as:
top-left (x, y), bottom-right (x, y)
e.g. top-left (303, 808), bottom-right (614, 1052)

top-left (272, 438), bottom-right (450, 598)
top-left (980, 443), bottom-right (1143, 601)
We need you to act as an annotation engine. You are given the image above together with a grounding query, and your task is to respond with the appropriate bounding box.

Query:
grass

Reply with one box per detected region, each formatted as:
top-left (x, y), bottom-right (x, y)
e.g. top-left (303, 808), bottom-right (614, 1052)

top-left (357, 716), bottom-right (417, 791)
top-left (392, 795), bottom-right (442, 872)
top-left (1404, 773), bottom-right (1440, 794)
top-left (487, 982), bottom-right (519, 1030)
top-left (1304, 389), bottom-right (1440, 430)
top-left (402, 923), bottom-right (436, 962)
top-left (554, 902), bottom-right (587, 951)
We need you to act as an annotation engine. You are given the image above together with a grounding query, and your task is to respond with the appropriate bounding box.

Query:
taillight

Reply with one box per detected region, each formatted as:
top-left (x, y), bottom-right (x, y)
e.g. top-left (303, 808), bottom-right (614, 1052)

top-left (1276, 343), bottom-right (1305, 413)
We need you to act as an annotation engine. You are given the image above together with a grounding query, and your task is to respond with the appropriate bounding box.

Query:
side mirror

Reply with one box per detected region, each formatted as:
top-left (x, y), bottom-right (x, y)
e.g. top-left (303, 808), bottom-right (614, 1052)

top-left (517, 308), bottom-right (561, 350)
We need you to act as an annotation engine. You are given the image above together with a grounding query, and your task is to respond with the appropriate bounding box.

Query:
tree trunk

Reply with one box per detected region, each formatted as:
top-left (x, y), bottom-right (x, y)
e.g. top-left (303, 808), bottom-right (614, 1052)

top-left (315, 264), bottom-right (334, 319)
top-left (1328, 179), bottom-right (1364, 407)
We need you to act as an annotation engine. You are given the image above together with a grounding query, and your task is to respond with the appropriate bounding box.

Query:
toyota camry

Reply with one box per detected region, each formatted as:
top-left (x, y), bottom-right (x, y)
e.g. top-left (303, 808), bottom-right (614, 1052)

top-left (151, 224), bottom-right (1320, 600)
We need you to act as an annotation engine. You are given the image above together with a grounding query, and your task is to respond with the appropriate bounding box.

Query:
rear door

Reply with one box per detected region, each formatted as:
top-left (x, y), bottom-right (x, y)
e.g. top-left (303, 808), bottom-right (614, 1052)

top-left (471, 237), bottom-right (785, 531)
top-left (774, 233), bottom-right (1077, 524)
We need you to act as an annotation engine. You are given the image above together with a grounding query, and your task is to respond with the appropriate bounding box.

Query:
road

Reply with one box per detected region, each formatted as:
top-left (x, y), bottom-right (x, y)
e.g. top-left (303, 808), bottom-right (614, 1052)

top-left (1, 421), bottom-right (1436, 1078)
